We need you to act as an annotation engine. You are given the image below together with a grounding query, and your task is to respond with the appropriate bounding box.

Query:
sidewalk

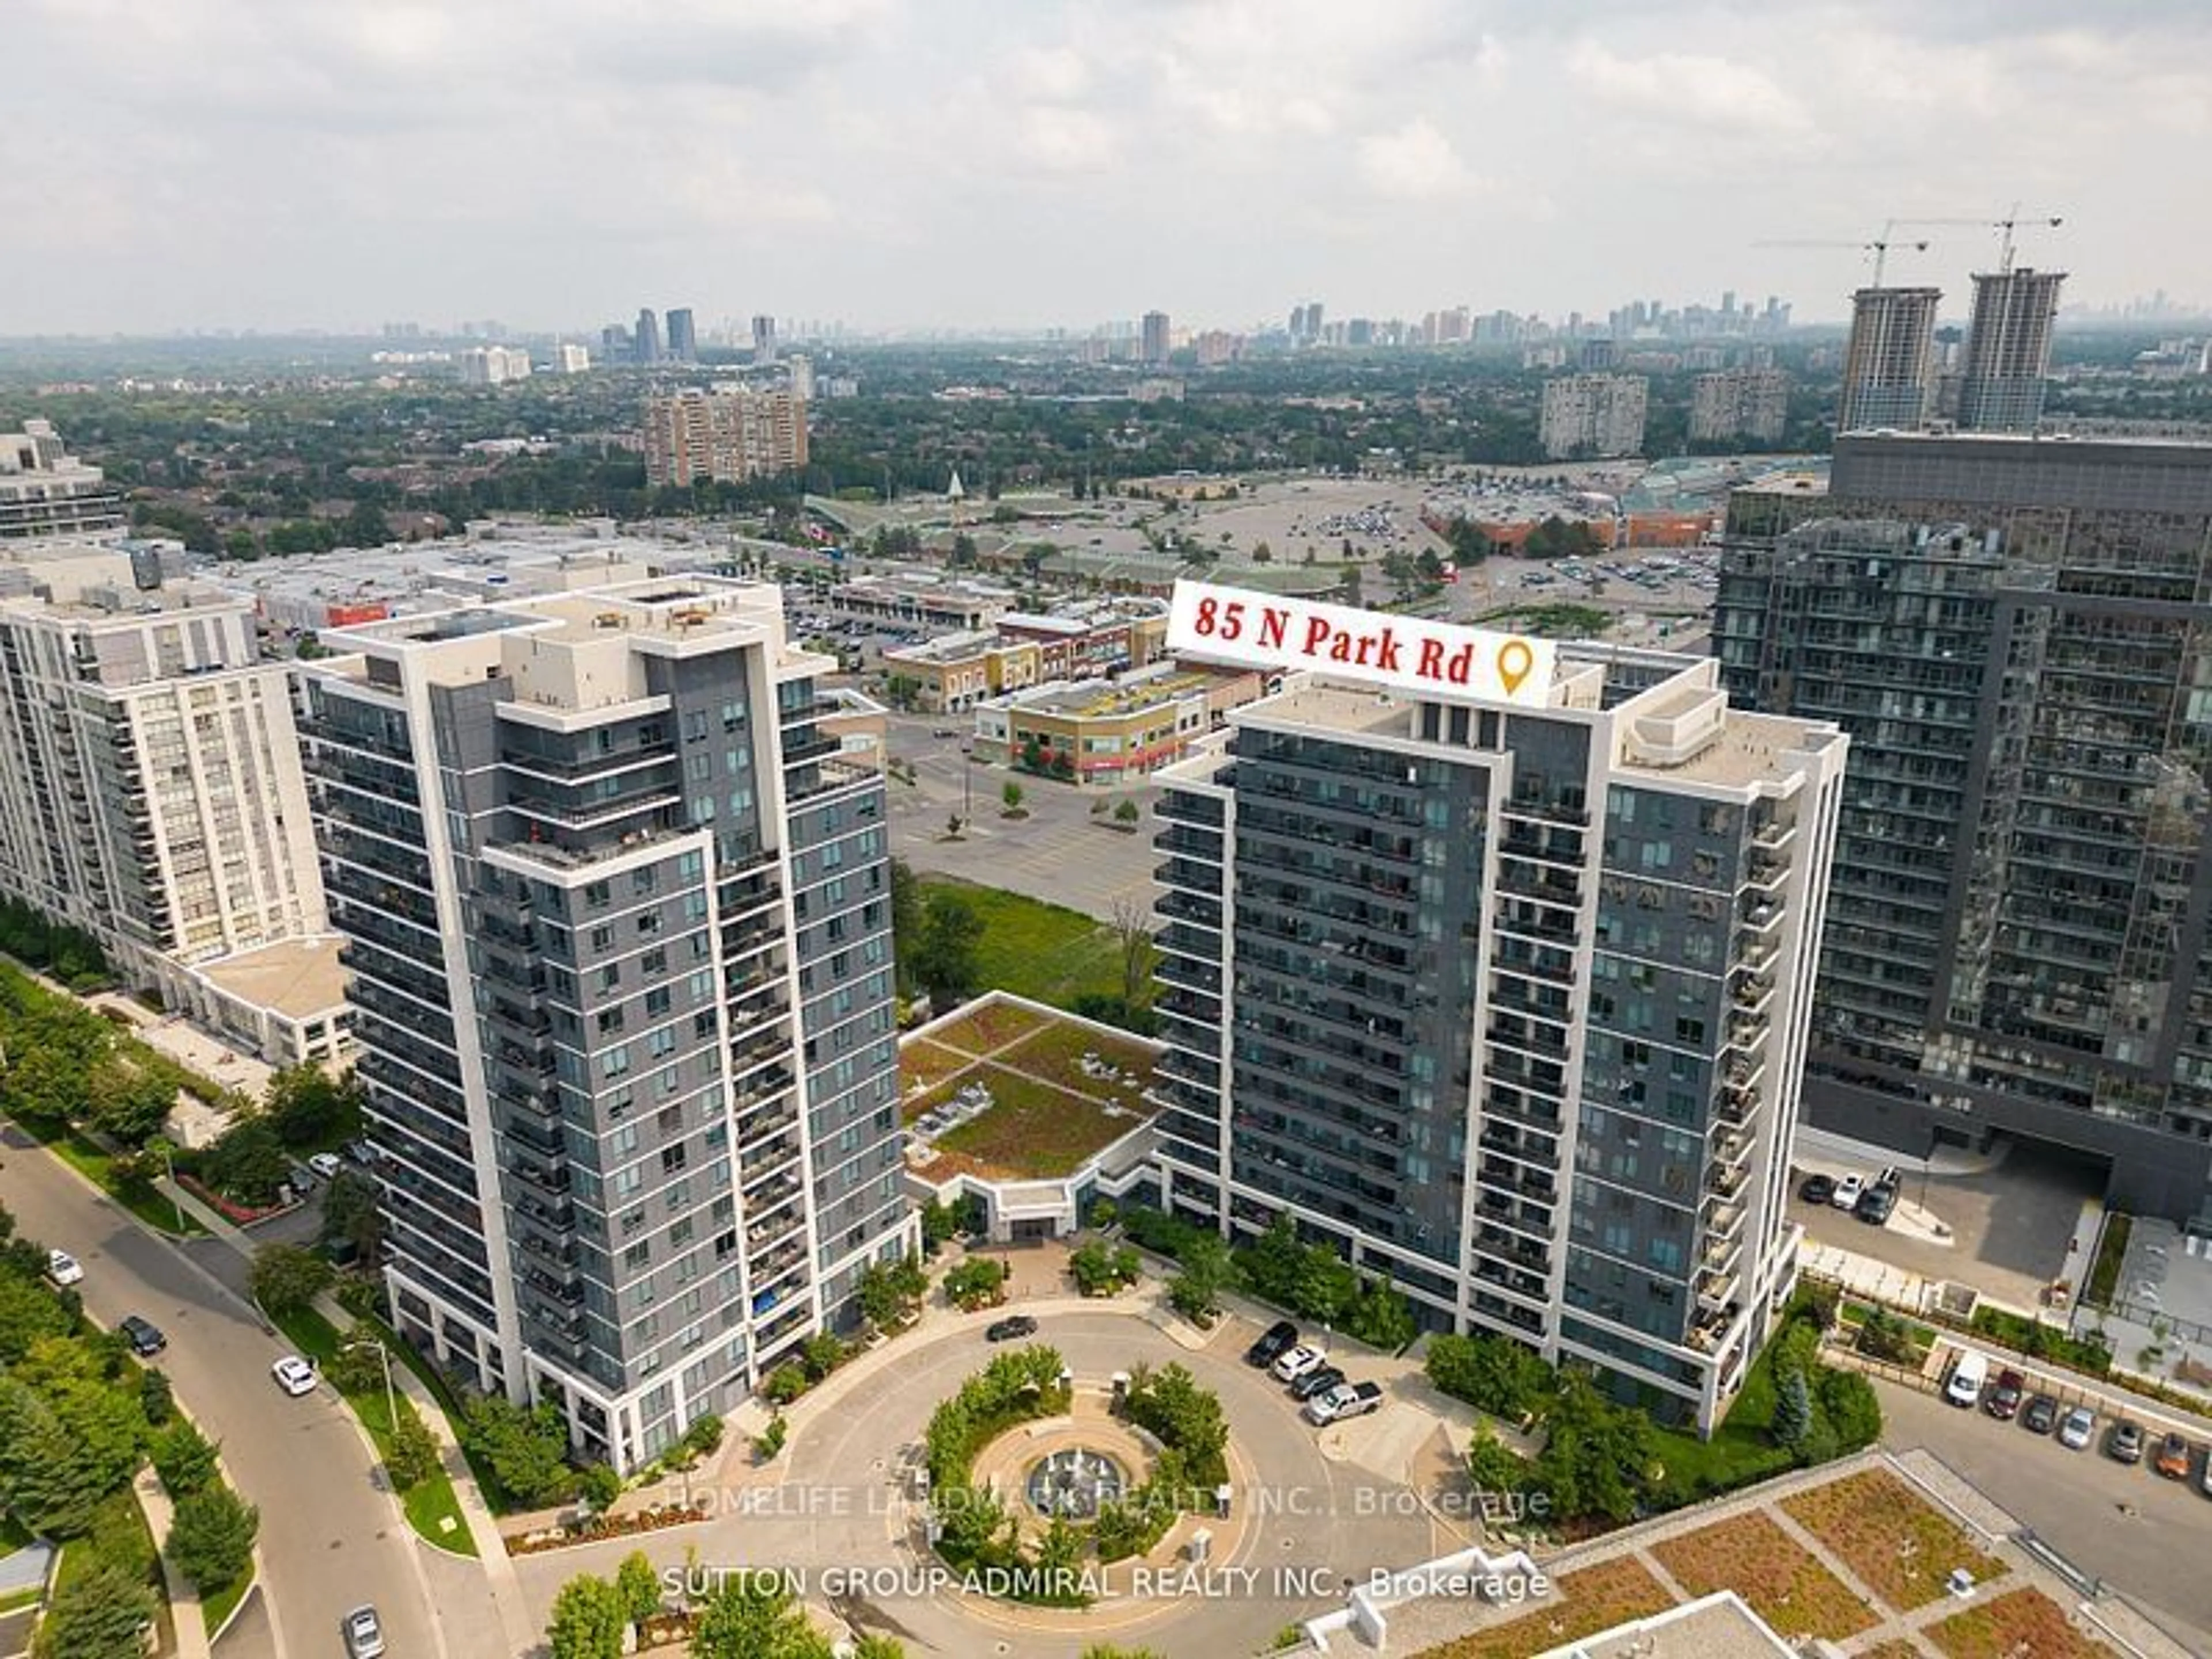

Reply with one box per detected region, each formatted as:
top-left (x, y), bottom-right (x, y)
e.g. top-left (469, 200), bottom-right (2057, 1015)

top-left (135, 1467), bottom-right (213, 1659)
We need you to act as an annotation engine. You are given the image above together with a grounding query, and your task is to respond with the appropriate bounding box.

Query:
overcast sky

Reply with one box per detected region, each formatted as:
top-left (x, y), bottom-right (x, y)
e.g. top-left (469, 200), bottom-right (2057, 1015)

top-left (6, 0), bottom-right (2207, 337)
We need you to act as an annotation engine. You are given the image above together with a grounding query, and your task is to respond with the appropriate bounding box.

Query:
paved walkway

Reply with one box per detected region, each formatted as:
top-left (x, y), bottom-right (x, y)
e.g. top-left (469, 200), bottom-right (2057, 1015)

top-left (137, 1465), bottom-right (214, 1659)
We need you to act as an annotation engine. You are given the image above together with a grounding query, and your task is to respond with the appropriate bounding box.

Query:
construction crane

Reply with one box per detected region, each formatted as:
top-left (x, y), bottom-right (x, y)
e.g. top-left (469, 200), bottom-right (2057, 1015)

top-left (1881, 209), bottom-right (2065, 271)
top-left (1750, 233), bottom-right (1931, 287)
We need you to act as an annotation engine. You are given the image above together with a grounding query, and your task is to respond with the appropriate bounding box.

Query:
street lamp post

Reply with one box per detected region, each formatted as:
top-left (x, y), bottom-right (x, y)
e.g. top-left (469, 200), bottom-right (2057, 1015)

top-left (162, 1142), bottom-right (182, 1236)
top-left (961, 743), bottom-right (973, 833)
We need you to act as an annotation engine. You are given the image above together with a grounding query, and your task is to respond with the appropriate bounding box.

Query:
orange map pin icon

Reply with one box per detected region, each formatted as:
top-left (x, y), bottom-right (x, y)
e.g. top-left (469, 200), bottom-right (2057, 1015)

top-left (1497, 639), bottom-right (1535, 696)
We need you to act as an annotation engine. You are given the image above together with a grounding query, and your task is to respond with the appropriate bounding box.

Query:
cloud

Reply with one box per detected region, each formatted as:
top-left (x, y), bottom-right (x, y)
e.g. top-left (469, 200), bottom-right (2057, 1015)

top-left (1566, 43), bottom-right (1815, 136)
top-left (1015, 106), bottom-right (1122, 174)
top-left (1357, 120), bottom-right (1478, 201)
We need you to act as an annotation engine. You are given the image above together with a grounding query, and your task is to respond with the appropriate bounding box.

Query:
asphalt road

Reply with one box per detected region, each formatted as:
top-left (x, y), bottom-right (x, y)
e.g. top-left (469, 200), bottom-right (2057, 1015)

top-left (1876, 1376), bottom-right (2212, 1650)
top-left (0, 1120), bottom-right (444, 1659)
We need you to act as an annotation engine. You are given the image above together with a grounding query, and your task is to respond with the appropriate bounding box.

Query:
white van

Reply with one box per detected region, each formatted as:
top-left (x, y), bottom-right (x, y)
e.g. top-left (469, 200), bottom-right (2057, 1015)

top-left (1944, 1349), bottom-right (1988, 1408)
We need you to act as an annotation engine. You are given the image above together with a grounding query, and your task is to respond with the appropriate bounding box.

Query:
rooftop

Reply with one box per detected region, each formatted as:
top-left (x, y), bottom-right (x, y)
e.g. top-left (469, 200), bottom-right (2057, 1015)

top-left (192, 935), bottom-right (351, 1020)
top-left (1003, 668), bottom-right (1224, 719)
top-left (899, 994), bottom-right (1161, 1181)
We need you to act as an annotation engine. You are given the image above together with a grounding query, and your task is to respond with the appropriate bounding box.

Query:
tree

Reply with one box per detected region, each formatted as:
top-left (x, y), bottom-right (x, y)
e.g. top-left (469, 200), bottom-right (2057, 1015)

top-left (546, 1571), bottom-right (628, 1659)
top-left (458, 1395), bottom-right (579, 1508)
top-left (1168, 1232), bottom-right (1231, 1323)
top-left (913, 891), bottom-right (985, 1009)
top-left (801, 1333), bottom-right (846, 1382)
top-left (1771, 1366), bottom-right (1813, 1452)
top-left (386, 1401), bottom-right (442, 1491)
top-left (250, 1243), bottom-right (334, 1317)
top-left (1001, 779), bottom-right (1024, 815)
top-left (755, 1415), bottom-right (789, 1461)
top-left (84, 1060), bottom-right (175, 1146)
top-left (1344, 1278), bottom-right (1418, 1351)
top-left (200, 1115), bottom-right (291, 1206)
top-left (138, 1366), bottom-right (175, 1427)
top-left (1111, 895), bottom-right (1153, 1009)
top-left (852, 1637), bottom-right (908, 1659)
top-left (1112, 797), bottom-right (1139, 824)
top-left (151, 1419), bottom-right (222, 1497)
top-left (31, 1558), bottom-right (154, 1659)
top-left (166, 1481), bottom-right (259, 1592)
top-left (889, 858), bottom-right (924, 995)
top-left (1426, 1332), bottom-right (1554, 1422)
top-left (324, 1325), bottom-right (388, 1395)
top-left (944, 1257), bottom-right (1009, 1310)
top-left (615, 1549), bottom-right (663, 1634)
top-left (691, 1571), bottom-right (836, 1659)
top-left (263, 1065), bottom-right (362, 1149)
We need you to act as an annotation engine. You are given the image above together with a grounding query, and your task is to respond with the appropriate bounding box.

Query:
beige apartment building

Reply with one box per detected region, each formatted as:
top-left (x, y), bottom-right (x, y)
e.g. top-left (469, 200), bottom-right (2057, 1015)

top-left (0, 550), bottom-right (345, 1063)
top-left (642, 387), bottom-right (809, 486)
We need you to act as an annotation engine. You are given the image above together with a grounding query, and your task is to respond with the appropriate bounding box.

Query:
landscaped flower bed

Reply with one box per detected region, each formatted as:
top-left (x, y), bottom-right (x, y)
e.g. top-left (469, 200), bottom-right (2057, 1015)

top-left (504, 1499), bottom-right (710, 1555)
top-left (926, 999), bottom-right (1055, 1056)
top-left (179, 1173), bottom-right (288, 1225)
top-left (1651, 1511), bottom-right (1876, 1643)
top-left (1853, 1643), bottom-right (1929, 1659)
top-left (1782, 1468), bottom-right (2009, 1612)
top-left (1926, 1587), bottom-right (2117, 1657)
top-left (1413, 1556), bottom-right (1674, 1659)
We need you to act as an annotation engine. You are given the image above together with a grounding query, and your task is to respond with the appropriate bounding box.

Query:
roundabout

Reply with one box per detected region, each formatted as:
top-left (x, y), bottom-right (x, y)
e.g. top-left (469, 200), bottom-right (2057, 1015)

top-left (762, 1304), bottom-right (1444, 1656)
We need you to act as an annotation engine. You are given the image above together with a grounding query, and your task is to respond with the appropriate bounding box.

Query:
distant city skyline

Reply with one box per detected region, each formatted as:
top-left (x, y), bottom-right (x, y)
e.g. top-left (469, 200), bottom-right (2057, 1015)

top-left (5, 0), bottom-right (2209, 335)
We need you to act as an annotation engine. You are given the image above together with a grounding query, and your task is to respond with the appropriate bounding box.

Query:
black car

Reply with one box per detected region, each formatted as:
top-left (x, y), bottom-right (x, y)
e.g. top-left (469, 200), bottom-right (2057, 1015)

top-left (1854, 1183), bottom-right (1898, 1225)
top-left (1245, 1320), bottom-right (1300, 1368)
top-left (119, 1315), bottom-right (166, 1357)
top-left (2021, 1394), bottom-right (2059, 1435)
top-left (1798, 1173), bottom-right (1835, 1206)
top-left (984, 1315), bottom-right (1038, 1343)
top-left (1289, 1364), bottom-right (1346, 1402)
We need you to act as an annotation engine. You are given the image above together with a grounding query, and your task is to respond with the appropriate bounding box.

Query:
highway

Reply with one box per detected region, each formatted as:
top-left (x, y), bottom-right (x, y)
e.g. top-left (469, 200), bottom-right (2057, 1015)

top-left (0, 1119), bottom-right (446, 1659)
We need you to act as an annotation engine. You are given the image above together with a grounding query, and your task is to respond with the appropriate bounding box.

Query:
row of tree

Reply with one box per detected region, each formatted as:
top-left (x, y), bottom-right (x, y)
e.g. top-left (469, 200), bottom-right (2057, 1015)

top-left (0, 1198), bottom-right (264, 1659)
top-left (1119, 1207), bottom-right (1420, 1351)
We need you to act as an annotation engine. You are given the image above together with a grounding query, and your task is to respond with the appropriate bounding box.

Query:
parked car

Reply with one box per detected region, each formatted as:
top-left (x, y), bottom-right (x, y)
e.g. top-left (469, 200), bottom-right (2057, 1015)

top-left (308, 1152), bottom-right (343, 1180)
top-left (45, 1248), bottom-right (83, 1287)
top-left (271, 1355), bottom-right (318, 1397)
top-left (1272, 1344), bottom-right (1329, 1384)
top-left (1245, 1320), bottom-right (1299, 1368)
top-left (1854, 1184), bottom-right (1898, 1225)
top-left (1831, 1173), bottom-right (1865, 1211)
top-left (2058, 1405), bottom-right (2096, 1450)
top-left (984, 1315), bottom-right (1038, 1343)
top-left (1798, 1173), bottom-right (1835, 1206)
top-left (1288, 1365), bottom-right (1346, 1402)
top-left (342, 1604), bottom-right (386, 1659)
top-left (119, 1315), bottom-right (166, 1357)
top-left (2155, 1431), bottom-right (2191, 1480)
top-left (2022, 1394), bottom-right (2060, 1435)
top-left (1942, 1349), bottom-right (1988, 1408)
top-left (1304, 1380), bottom-right (1385, 1425)
top-left (1984, 1369), bottom-right (2025, 1421)
top-left (2108, 1420), bottom-right (2145, 1464)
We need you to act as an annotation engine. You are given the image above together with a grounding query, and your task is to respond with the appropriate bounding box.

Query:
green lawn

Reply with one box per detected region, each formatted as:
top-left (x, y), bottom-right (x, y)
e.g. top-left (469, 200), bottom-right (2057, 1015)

top-left (200, 1570), bottom-right (250, 1635)
top-left (1648, 1347), bottom-right (1795, 1505)
top-left (914, 1063), bottom-right (1149, 1178)
top-left (918, 877), bottom-right (1153, 1010)
top-left (268, 1306), bottom-right (478, 1555)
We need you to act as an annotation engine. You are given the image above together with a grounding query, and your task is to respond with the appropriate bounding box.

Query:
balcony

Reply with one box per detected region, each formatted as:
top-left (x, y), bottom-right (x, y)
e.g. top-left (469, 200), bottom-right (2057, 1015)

top-left (507, 1153), bottom-right (571, 1201)
top-left (1705, 1160), bottom-right (1749, 1204)
top-left (1745, 850), bottom-right (1788, 890)
top-left (1752, 817), bottom-right (1797, 853)
top-left (1705, 1198), bottom-right (1745, 1241)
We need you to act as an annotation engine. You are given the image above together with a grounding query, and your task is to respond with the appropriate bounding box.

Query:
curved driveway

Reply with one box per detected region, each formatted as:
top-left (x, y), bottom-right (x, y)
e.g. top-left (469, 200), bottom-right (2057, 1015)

top-left (513, 1308), bottom-right (1438, 1657)
top-left (0, 1122), bottom-right (444, 1659)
